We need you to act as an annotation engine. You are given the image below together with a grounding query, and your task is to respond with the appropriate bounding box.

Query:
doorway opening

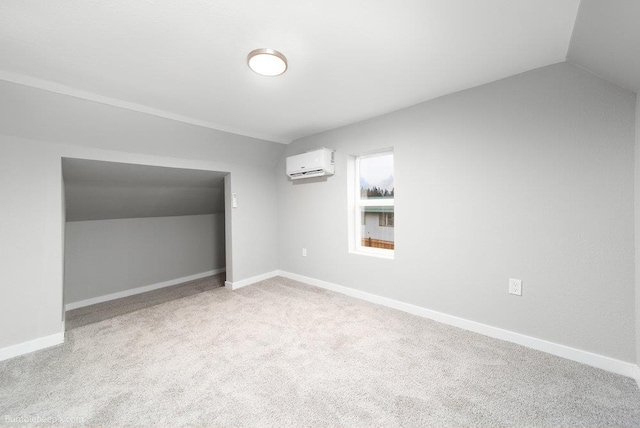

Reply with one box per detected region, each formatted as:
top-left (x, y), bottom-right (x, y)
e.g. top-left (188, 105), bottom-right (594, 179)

top-left (61, 158), bottom-right (231, 330)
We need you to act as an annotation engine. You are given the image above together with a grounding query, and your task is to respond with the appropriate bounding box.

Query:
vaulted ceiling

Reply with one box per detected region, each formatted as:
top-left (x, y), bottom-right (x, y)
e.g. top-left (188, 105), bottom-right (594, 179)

top-left (0, 0), bottom-right (580, 144)
top-left (62, 159), bottom-right (226, 221)
top-left (0, 1), bottom-right (637, 145)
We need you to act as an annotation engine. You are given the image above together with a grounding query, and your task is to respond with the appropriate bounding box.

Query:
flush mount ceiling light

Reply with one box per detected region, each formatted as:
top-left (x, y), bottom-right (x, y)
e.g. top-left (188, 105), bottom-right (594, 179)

top-left (247, 48), bottom-right (288, 76)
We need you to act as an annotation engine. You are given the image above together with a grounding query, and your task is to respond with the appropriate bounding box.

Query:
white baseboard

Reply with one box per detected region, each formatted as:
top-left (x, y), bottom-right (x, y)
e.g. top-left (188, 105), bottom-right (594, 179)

top-left (225, 270), bottom-right (279, 290)
top-left (65, 268), bottom-right (225, 311)
top-left (277, 270), bottom-right (639, 383)
top-left (0, 331), bottom-right (65, 362)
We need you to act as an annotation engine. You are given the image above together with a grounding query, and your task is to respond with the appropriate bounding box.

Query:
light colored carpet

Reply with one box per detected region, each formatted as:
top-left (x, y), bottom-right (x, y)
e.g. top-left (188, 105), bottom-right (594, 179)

top-left (1, 275), bottom-right (639, 427)
top-left (65, 273), bottom-right (226, 330)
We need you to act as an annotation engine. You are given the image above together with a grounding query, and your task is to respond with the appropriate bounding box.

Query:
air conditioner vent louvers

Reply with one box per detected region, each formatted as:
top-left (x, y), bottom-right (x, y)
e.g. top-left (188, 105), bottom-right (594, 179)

top-left (286, 148), bottom-right (335, 180)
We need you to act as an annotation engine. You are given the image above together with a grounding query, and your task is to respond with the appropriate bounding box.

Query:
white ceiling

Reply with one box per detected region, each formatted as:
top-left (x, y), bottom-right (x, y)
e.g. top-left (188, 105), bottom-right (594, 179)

top-left (567, 0), bottom-right (640, 92)
top-left (0, 0), bottom-right (581, 144)
top-left (62, 159), bottom-right (226, 222)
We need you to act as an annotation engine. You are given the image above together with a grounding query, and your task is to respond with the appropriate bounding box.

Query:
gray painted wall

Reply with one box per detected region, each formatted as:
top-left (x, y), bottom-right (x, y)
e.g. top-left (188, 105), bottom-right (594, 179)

top-left (636, 97), bottom-right (640, 365)
top-left (0, 80), bottom-right (285, 169)
top-left (277, 62), bottom-right (636, 362)
top-left (0, 81), bottom-right (283, 350)
top-left (64, 214), bottom-right (224, 304)
top-left (568, 0), bottom-right (640, 92)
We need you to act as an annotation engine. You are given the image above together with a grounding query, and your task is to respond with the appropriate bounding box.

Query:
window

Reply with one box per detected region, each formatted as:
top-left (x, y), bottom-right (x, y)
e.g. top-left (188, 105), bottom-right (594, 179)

top-left (379, 212), bottom-right (394, 227)
top-left (349, 151), bottom-right (394, 257)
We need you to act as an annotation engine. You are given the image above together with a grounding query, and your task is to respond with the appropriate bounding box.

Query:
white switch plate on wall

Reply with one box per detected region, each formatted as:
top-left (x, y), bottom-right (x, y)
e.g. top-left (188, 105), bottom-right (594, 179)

top-left (302, 248), bottom-right (307, 257)
top-left (509, 278), bottom-right (522, 296)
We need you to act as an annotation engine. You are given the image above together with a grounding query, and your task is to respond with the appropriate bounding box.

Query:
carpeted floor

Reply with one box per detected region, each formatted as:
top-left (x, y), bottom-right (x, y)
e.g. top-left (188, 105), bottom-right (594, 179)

top-left (64, 273), bottom-right (227, 330)
top-left (1, 276), bottom-right (639, 427)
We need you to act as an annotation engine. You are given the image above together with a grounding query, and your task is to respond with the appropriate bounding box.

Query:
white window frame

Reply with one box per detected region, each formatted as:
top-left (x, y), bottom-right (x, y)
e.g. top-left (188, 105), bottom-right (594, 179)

top-left (348, 150), bottom-right (394, 259)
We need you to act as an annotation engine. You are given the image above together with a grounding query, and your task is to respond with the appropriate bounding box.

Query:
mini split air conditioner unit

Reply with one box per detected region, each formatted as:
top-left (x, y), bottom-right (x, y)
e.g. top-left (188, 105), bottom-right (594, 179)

top-left (286, 148), bottom-right (335, 180)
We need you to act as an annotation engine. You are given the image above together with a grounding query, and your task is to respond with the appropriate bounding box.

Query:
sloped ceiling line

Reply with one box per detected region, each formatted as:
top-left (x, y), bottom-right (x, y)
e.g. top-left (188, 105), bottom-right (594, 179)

top-left (62, 159), bottom-right (226, 222)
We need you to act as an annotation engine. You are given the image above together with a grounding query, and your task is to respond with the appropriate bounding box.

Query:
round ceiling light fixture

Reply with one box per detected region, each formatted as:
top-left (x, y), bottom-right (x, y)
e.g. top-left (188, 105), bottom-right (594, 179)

top-left (247, 48), bottom-right (288, 76)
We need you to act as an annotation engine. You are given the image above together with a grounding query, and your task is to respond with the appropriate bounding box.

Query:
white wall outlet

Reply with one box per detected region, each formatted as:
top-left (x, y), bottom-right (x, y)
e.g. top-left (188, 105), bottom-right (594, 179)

top-left (302, 248), bottom-right (307, 257)
top-left (509, 278), bottom-right (522, 296)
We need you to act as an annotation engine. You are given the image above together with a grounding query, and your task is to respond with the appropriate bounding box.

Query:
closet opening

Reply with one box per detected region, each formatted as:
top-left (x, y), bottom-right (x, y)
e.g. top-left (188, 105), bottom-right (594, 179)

top-left (61, 158), bottom-right (230, 330)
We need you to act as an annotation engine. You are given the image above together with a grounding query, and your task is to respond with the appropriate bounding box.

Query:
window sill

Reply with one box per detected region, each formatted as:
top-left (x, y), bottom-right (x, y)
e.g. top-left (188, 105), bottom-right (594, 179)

top-left (350, 249), bottom-right (394, 260)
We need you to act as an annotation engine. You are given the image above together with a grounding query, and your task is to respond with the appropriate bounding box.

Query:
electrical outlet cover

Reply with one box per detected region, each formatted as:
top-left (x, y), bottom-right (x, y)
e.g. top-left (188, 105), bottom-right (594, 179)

top-left (509, 278), bottom-right (522, 296)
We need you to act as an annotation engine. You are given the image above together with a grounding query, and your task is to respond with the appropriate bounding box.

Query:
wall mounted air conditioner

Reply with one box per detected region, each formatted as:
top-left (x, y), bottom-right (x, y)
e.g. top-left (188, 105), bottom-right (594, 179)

top-left (286, 148), bottom-right (335, 180)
